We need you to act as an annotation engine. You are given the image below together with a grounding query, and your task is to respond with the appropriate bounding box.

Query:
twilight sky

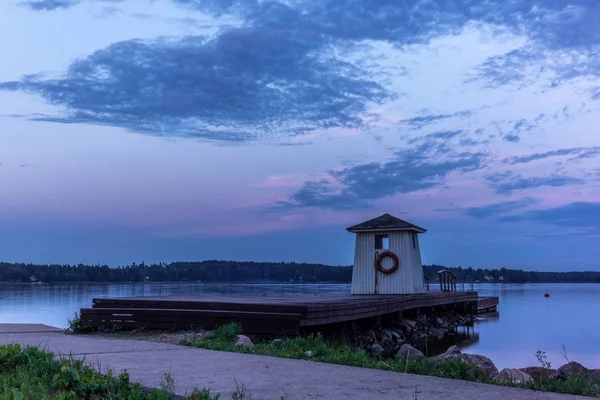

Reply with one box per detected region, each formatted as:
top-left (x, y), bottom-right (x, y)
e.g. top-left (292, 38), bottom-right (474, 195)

top-left (1, 0), bottom-right (599, 270)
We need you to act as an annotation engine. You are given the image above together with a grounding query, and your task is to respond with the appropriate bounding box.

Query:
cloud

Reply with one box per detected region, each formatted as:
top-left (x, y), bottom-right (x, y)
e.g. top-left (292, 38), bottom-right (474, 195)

top-left (281, 144), bottom-right (486, 209)
top-left (500, 202), bottom-right (600, 233)
top-left (20, 0), bottom-right (79, 10)
top-left (14, 0), bottom-right (600, 139)
top-left (470, 3), bottom-right (600, 93)
top-left (504, 147), bottom-right (600, 164)
top-left (486, 171), bottom-right (584, 195)
top-left (21, 0), bottom-right (124, 10)
top-left (400, 111), bottom-right (474, 129)
top-left (464, 198), bottom-right (538, 218)
top-left (503, 134), bottom-right (520, 143)
top-left (1, 27), bottom-right (389, 141)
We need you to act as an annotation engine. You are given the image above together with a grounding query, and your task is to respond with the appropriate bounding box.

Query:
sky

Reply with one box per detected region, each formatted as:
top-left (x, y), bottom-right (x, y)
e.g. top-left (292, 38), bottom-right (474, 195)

top-left (0, 0), bottom-right (599, 270)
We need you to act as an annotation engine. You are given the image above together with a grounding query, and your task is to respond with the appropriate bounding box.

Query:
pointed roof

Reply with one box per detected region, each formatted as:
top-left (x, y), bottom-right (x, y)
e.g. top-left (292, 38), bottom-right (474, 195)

top-left (346, 213), bottom-right (426, 233)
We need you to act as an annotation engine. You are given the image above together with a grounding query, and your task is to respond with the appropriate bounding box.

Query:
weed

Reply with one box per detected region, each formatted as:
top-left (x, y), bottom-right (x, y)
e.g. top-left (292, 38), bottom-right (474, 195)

top-left (0, 343), bottom-right (217, 400)
top-left (535, 350), bottom-right (552, 369)
top-left (187, 388), bottom-right (221, 400)
top-left (232, 379), bottom-right (251, 400)
top-left (67, 313), bottom-right (84, 333)
top-left (160, 371), bottom-right (176, 399)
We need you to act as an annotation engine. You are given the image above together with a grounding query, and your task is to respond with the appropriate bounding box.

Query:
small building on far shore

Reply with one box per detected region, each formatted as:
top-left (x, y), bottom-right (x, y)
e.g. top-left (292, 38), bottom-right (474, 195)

top-left (347, 213), bottom-right (426, 295)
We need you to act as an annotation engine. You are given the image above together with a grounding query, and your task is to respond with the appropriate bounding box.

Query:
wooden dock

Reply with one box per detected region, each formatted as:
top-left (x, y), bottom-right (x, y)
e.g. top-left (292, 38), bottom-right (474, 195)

top-left (80, 291), bottom-right (479, 335)
top-left (477, 296), bottom-right (499, 313)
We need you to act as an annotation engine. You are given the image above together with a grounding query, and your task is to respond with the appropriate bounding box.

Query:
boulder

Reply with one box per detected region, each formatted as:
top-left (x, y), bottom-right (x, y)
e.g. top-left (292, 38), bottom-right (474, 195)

top-left (381, 329), bottom-right (394, 342)
top-left (304, 350), bottom-right (314, 357)
top-left (390, 331), bottom-right (404, 342)
top-left (432, 345), bottom-right (462, 362)
top-left (234, 335), bottom-right (254, 348)
top-left (495, 368), bottom-right (534, 384)
top-left (400, 319), bottom-right (417, 330)
top-left (396, 344), bottom-right (425, 362)
top-left (270, 338), bottom-right (282, 344)
top-left (589, 369), bottom-right (600, 382)
top-left (369, 344), bottom-right (384, 357)
top-left (367, 329), bottom-right (377, 344)
top-left (459, 354), bottom-right (499, 377)
top-left (551, 361), bottom-right (589, 380)
top-left (382, 343), bottom-right (402, 359)
top-left (520, 367), bottom-right (554, 383)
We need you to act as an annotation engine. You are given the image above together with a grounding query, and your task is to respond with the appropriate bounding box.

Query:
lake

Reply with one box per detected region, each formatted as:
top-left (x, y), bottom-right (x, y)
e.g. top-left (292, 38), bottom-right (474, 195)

top-left (1, 282), bottom-right (598, 370)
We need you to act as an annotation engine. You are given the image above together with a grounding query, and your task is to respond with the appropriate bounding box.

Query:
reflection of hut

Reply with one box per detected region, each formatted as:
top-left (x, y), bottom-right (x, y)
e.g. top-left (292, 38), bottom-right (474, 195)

top-left (423, 274), bottom-right (430, 291)
top-left (438, 270), bottom-right (457, 292)
top-left (346, 214), bottom-right (426, 295)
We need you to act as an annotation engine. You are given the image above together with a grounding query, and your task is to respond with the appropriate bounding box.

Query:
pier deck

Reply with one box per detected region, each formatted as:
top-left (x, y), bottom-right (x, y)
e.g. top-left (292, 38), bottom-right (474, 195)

top-left (80, 291), bottom-right (479, 335)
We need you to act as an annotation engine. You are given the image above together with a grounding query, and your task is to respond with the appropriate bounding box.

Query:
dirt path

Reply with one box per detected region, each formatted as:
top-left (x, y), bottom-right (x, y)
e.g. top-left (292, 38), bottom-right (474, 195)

top-left (1, 324), bottom-right (591, 400)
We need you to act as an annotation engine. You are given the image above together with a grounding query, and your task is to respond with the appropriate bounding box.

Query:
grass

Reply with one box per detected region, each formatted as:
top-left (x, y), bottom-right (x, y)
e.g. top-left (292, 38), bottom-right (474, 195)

top-left (179, 323), bottom-right (600, 398)
top-left (0, 343), bottom-right (220, 400)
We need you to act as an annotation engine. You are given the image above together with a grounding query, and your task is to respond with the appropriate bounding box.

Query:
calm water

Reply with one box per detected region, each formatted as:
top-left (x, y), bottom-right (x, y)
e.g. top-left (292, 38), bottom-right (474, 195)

top-left (1, 282), bottom-right (598, 370)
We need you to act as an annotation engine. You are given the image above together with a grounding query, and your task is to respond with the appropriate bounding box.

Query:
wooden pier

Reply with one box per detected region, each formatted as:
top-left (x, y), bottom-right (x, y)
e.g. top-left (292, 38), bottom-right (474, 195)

top-left (80, 291), bottom-right (480, 335)
top-left (476, 296), bottom-right (499, 313)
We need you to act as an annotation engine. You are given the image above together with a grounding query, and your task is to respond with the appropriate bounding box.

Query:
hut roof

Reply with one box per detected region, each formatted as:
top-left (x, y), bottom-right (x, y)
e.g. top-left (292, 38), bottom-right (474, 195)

top-left (346, 213), bottom-right (426, 233)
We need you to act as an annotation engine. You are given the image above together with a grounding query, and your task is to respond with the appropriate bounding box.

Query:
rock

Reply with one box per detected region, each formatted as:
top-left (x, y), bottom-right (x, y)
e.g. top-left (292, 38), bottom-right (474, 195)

top-left (551, 361), bottom-right (589, 380)
top-left (367, 329), bottom-right (377, 344)
top-left (589, 369), bottom-right (600, 382)
top-left (400, 319), bottom-right (417, 329)
top-left (234, 335), bottom-right (254, 348)
top-left (396, 344), bottom-right (425, 362)
top-left (376, 361), bottom-right (391, 369)
top-left (369, 344), bottom-right (384, 357)
top-left (520, 367), bottom-right (554, 383)
top-left (432, 345), bottom-right (462, 362)
top-left (304, 350), bottom-right (314, 357)
top-left (382, 343), bottom-right (402, 359)
top-left (459, 354), bottom-right (499, 377)
top-left (390, 331), bottom-right (403, 342)
top-left (436, 317), bottom-right (444, 326)
top-left (495, 368), bottom-right (534, 384)
top-left (271, 338), bottom-right (282, 344)
top-left (381, 329), bottom-right (394, 342)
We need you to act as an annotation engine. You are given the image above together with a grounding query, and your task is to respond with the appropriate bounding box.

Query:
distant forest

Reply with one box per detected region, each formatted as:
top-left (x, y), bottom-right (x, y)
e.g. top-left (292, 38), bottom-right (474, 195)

top-left (1, 261), bottom-right (599, 284)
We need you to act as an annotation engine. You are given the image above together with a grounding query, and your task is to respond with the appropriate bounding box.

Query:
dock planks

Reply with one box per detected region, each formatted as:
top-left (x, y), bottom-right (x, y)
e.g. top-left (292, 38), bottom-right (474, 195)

top-left (80, 291), bottom-right (479, 335)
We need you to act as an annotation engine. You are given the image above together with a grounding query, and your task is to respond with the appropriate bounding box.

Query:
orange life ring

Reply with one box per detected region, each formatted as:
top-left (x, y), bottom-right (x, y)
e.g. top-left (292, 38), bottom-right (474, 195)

top-left (375, 250), bottom-right (399, 274)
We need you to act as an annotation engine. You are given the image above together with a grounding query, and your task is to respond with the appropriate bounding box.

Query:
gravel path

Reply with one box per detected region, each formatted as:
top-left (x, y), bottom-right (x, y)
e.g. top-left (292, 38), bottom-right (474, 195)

top-left (1, 324), bottom-right (591, 400)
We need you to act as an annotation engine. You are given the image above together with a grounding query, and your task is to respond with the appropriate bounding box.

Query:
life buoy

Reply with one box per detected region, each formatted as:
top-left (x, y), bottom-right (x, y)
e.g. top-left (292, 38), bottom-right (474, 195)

top-left (375, 250), bottom-right (399, 274)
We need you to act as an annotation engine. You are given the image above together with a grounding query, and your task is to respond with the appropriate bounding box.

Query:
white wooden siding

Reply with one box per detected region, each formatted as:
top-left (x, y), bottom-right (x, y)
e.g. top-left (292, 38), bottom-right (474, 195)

top-left (351, 231), bottom-right (425, 295)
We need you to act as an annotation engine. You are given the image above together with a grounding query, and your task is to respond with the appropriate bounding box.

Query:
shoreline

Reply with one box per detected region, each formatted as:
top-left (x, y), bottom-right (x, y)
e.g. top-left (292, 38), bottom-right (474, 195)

top-left (2, 281), bottom-right (599, 285)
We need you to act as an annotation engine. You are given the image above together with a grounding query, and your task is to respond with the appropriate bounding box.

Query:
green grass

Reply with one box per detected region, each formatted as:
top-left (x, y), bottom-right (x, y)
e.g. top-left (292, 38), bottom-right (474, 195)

top-left (0, 343), bottom-right (220, 400)
top-left (180, 323), bottom-right (600, 398)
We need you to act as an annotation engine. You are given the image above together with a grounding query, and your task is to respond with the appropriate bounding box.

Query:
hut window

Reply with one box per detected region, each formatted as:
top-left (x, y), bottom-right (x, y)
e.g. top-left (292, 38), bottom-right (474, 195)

top-left (375, 234), bottom-right (389, 250)
top-left (412, 234), bottom-right (417, 249)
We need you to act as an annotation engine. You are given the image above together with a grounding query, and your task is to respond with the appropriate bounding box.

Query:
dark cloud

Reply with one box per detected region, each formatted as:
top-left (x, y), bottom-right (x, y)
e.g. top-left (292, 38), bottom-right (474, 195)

top-left (464, 198), bottom-right (538, 218)
top-left (408, 129), bottom-right (464, 145)
top-left (486, 171), bottom-right (584, 195)
top-left (21, 0), bottom-right (125, 10)
top-left (14, 0), bottom-right (600, 139)
top-left (1, 27), bottom-right (389, 141)
top-left (470, 2), bottom-right (600, 92)
top-left (20, 0), bottom-right (79, 10)
top-left (499, 202), bottom-right (600, 234)
top-left (503, 134), bottom-right (520, 143)
top-left (504, 147), bottom-right (600, 164)
top-left (400, 111), bottom-right (474, 129)
top-left (281, 144), bottom-right (486, 209)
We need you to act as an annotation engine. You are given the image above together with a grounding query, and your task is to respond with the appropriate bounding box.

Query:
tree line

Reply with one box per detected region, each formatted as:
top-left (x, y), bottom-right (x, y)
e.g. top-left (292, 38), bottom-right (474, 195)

top-left (0, 261), bottom-right (598, 284)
